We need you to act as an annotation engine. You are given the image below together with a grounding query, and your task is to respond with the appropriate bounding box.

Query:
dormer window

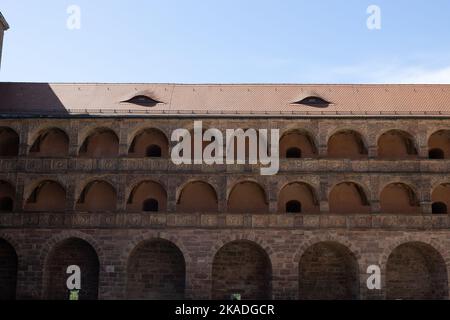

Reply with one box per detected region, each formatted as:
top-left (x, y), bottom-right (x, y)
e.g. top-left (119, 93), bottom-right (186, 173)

top-left (293, 96), bottom-right (330, 107)
top-left (122, 95), bottom-right (162, 107)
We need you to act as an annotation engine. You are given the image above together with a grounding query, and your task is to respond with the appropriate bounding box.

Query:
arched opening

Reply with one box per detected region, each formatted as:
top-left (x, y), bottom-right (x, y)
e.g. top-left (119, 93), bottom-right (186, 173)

top-left (76, 181), bottom-right (117, 212)
top-left (329, 182), bottom-right (370, 214)
top-left (129, 128), bottom-right (168, 158)
top-left (146, 145), bottom-right (162, 158)
top-left (286, 148), bottom-right (302, 158)
top-left (225, 128), bottom-right (262, 163)
top-left (432, 202), bottom-right (447, 214)
top-left (127, 239), bottom-right (185, 300)
top-left (127, 181), bottom-right (167, 212)
top-left (0, 239), bottom-right (18, 300)
top-left (0, 181), bottom-right (15, 212)
top-left (279, 130), bottom-right (317, 159)
top-left (45, 238), bottom-right (99, 300)
top-left (286, 200), bottom-right (301, 213)
top-left (299, 242), bottom-right (359, 300)
top-left (432, 184), bottom-right (450, 215)
top-left (177, 181), bottom-right (218, 213)
top-left (142, 199), bottom-right (159, 212)
top-left (212, 240), bottom-right (272, 300)
top-left (429, 148), bottom-right (444, 159)
top-left (228, 181), bottom-right (268, 213)
top-left (29, 128), bottom-right (69, 157)
top-left (327, 130), bottom-right (367, 159)
top-left (429, 130), bottom-right (450, 159)
top-left (386, 242), bottom-right (448, 300)
top-left (79, 128), bottom-right (119, 158)
top-left (25, 181), bottom-right (66, 212)
top-left (380, 183), bottom-right (420, 214)
top-left (0, 127), bottom-right (19, 157)
top-left (278, 182), bottom-right (319, 214)
top-left (378, 130), bottom-right (417, 159)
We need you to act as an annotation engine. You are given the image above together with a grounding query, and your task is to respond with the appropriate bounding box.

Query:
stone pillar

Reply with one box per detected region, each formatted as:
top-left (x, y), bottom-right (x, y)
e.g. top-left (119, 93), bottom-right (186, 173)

top-left (118, 121), bottom-right (129, 157)
top-left (319, 177), bottom-right (329, 213)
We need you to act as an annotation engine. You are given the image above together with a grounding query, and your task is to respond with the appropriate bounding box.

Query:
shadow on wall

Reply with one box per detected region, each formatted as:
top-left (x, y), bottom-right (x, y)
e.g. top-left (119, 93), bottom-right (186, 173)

top-left (0, 83), bottom-right (69, 115)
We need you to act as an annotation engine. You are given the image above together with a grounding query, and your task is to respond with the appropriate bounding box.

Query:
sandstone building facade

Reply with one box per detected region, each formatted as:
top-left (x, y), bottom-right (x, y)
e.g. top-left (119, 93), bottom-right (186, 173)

top-left (1, 83), bottom-right (450, 300)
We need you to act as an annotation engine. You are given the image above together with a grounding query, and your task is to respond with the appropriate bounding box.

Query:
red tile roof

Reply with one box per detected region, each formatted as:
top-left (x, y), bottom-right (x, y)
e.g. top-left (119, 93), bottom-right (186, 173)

top-left (1, 83), bottom-right (450, 117)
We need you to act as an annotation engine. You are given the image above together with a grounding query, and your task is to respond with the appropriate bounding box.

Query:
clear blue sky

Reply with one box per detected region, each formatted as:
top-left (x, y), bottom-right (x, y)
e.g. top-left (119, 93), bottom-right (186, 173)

top-left (1, 0), bottom-right (450, 83)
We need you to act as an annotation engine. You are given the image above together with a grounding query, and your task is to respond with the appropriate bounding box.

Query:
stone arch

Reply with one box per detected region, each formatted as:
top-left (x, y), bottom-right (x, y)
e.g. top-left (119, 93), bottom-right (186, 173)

top-left (228, 181), bottom-right (268, 213)
top-left (0, 238), bottom-right (18, 300)
top-left (128, 128), bottom-right (169, 158)
top-left (386, 241), bottom-right (448, 300)
top-left (0, 180), bottom-right (15, 212)
top-left (127, 180), bottom-right (167, 212)
top-left (24, 180), bottom-right (66, 212)
top-left (211, 240), bottom-right (272, 300)
top-left (29, 127), bottom-right (69, 157)
top-left (298, 241), bottom-right (360, 300)
top-left (279, 130), bottom-right (317, 159)
top-left (43, 237), bottom-right (100, 300)
top-left (377, 129), bottom-right (418, 159)
top-left (76, 180), bottom-right (117, 212)
top-left (328, 182), bottom-right (370, 214)
top-left (380, 182), bottom-right (420, 214)
top-left (278, 182), bottom-right (319, 213)
top-left (428, 130), bottom-right (450, 159)
top-left (126, 238), bottom-right (186, 300)
top-left (431, 183), bottom-right (450, 214)
top-left (177, 181), bottom-right (218, 213)
top-left (0, 127), bottom-right (19, 157)
top-left (327, 129), bottom-right (368, 159)
top-left (79, 127), bottom-right (119, 158)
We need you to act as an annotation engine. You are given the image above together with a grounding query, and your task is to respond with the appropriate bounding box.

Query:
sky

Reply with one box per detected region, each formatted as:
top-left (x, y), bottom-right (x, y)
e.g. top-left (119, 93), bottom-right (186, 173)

top-left (1, 0), bottom-right (450, 84)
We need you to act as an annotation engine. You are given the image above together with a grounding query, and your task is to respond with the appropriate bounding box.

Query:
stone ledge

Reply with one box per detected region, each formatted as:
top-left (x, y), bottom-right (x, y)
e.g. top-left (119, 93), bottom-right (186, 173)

top-left (0, 212), bottom-right (449, 230)
top-left (0, 158), bottom-right (450, 173)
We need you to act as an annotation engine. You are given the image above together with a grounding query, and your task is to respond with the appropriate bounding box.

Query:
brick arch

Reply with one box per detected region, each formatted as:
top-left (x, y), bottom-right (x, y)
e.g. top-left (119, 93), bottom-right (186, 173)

top-left (210, 236), bottom-right (273, 300)
top-left (328, 181), bottom-right (371, 214)
top-left (379, 235), bottom-right (450, 273)
top-left (126, 179), bottom-right (167, 212)
top-left (78, 126), bottom-right (120, 157)
top-left (78, 125), bottom-right (120, 146)
top-left (24, 180), bottom-right (67, 212)
top-left (122, 231), bottom-right (192, 265)
top-left (227, 180), bottom-right (269, 213)
top-left (75, 179), bottom-right (117, 212)
top-left (176, 179), bottom-right (220, 205)
top-left (125, 177), bottom-right (168, 210)
top-left (0, 126), bottom-right (20, 157)
top-left (207, 233), bottom-right (275, 269)
top-left (297, 238), bottom-right (361, 300)
top-left (127, 125), bottom-right (169, 146)
top-left (278, 181), bottom-right (320, 213)
top-left (40, 231), bottom-right (104, 299)
top-left (327, 128), bottom-right (368, 159)
top-left (125, 235), bottom-right (187, 300)
top-left (377, 129), bottom-right (418, 159)
top-left (39, 231), bottom-right (105, 268)
top-left (128, 127), bottom-right (170, 158)
top-left (0, 232), bottom-right (21, 258)
top-left (279, 129), bottom-right (318, 158)
top-left (23, 178), bottom-right (68, 203)
top-left (293, 235), bottom-right (364, 268)
top-left (379, 182), bottom-right (421, 214)
top-left (75, 176), bottom-right (117, 198)
top-left (176, 180), bottom-right (219, 213)
top-left (27, 125), bottom-right (70, 146)
top-left (382, 238), bottom-right (449, 300)
top-left (226, 178), bottom-right (268, 200)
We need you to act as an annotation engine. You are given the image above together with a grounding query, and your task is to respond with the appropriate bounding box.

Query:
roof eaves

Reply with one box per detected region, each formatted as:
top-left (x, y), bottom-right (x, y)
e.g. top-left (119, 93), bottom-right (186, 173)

top-left (0, 12), bottom-right (9, 31)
